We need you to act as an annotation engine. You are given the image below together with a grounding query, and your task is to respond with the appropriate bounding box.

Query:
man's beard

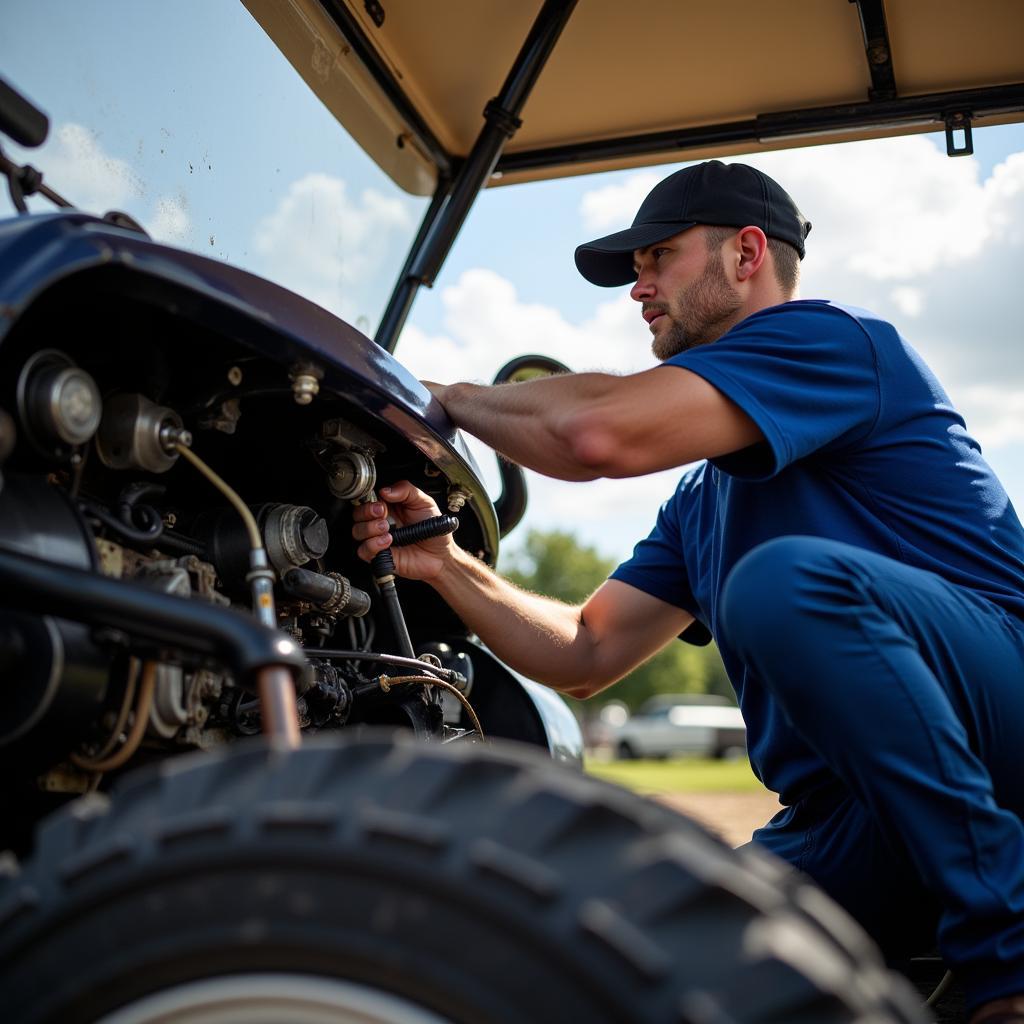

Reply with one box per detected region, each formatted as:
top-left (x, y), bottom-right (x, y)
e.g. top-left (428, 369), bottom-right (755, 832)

top-left (650, 253), bottom-right (743, 361)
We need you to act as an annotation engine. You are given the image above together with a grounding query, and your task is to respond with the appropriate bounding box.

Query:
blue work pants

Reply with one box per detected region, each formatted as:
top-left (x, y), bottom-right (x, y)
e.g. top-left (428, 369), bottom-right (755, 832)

top-left (721, 536), bottom-right (1024, 1009)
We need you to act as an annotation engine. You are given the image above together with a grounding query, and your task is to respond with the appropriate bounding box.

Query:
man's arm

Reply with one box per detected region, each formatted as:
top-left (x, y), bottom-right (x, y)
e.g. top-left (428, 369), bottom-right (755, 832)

top-left (353, 481), bottom-right (692, 697)
top-left (425, 366), bottom-right (761, 481)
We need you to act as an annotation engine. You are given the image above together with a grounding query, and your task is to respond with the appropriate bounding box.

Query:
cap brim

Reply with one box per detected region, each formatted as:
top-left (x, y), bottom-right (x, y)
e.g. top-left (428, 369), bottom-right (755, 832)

top-left (574, 221), bottom-right (696, 286)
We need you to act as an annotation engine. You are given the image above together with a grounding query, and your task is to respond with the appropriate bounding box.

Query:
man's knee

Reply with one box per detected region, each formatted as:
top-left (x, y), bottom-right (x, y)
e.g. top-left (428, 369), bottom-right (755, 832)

top-left (720, 535), bottom-right (861, 658)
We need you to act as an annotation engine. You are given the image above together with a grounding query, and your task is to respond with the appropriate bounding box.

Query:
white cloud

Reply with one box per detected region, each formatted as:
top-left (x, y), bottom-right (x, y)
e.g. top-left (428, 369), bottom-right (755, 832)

top-left (149, 193), bottom-right (191, 244)
top-left (954, 387), bottom-right (1024, 448)
top-left (251, 173), bottom-right (411, 323)
top-left (889, 286), bottom-right (924, 318)
top-left (399, 267), bottom-right (655, 388)
top-left (579, 137), bottom-right (1005, 285)
top-left (750, 137), bottom-right (993, 281)
top-left (34, 122), bottom-right (144, 213)
top-left (580, 171), bottom-right (661, 232)
top-left (9, 122), bottom-right (193, 244)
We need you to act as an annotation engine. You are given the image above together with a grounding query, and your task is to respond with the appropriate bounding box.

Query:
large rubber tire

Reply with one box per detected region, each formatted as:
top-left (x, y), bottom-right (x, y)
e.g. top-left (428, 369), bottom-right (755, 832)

top-left (0, 734), bottom-right (926, 1024)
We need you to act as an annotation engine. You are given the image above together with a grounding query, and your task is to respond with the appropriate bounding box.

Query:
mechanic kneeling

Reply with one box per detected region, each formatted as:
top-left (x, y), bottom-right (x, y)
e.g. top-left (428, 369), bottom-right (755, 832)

top-left (353, 162), bottom-right (1024, 1024)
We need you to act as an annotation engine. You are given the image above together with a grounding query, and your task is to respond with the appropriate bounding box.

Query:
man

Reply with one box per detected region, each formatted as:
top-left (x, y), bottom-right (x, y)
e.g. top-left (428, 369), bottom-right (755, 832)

top-left (353, 161), bottom-right (1024, 1022)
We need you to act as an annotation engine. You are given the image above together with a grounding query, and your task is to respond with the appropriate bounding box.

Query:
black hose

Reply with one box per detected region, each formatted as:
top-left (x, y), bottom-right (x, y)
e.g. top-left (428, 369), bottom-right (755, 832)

top-left (80, 499), bottom-right (163, 545)
top-left (370, 548), bottom-right (415, 659)
top-left (157, 531), bottom-right (207, 557)
top-left (391, 514), bottom-right (459, 547)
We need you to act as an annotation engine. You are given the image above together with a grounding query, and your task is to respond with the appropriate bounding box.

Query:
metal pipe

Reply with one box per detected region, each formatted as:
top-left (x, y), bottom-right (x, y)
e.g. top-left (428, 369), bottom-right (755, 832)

top-left (374, 0), bottom-right (578, 352)
top-left (0, 546), bottom-right (305, 688)
top-left (258, 666), bottom-right (302, 748)
top-left (375, 182), bottom-right (450, 352)
top-left (409, 0), bottom-right (577, 287)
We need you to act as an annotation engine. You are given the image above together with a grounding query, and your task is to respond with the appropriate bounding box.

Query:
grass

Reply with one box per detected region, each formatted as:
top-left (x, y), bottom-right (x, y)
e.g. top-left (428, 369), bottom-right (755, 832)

top-left (585, 755), bottom-right (767, 795)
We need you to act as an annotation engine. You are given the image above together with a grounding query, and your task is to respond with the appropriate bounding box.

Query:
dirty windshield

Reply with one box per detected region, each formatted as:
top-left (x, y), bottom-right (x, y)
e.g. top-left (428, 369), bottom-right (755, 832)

top-left (0, 1), bottom-right (429, 339)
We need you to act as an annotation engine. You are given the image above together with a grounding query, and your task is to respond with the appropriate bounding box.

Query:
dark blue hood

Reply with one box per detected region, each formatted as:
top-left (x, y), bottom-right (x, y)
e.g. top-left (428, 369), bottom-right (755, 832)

top-left (0, 211), bottom-right (499, 558)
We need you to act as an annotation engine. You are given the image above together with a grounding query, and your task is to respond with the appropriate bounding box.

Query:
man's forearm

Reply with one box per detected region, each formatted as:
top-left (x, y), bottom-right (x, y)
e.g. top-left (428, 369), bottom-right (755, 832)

top-left (437, 376), bottom-right (614, 481)
top-left (428, 544), bottom-right (600, 694)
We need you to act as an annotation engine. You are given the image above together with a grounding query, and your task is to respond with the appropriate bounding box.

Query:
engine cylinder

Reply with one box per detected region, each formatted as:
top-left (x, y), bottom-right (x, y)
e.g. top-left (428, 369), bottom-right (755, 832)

top-left (0, 476), bottom-right (111, 758)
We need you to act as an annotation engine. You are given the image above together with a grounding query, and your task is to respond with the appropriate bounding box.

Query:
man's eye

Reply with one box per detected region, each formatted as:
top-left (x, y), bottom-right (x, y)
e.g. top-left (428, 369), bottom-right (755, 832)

top-left (652, 248), bottom-right (669, 260)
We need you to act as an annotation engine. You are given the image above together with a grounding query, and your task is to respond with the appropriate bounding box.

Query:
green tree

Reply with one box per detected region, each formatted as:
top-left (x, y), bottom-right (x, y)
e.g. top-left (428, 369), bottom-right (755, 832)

top-left (499, 528), bottom-right (734, 711)
top-left (502, 529), bottom-right (613, 604)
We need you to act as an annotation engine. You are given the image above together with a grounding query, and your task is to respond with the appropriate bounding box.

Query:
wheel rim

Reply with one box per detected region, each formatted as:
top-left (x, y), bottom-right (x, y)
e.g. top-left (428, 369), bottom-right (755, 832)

top-left (96, 974), bottom-right (455, 1024)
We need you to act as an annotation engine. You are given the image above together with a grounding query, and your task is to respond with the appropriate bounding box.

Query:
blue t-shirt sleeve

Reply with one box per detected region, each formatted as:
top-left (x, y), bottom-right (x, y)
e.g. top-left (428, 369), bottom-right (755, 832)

top-left (665, 301), bottom-right (882, 479)
top-left (610, 481), bottom-right (700, 618)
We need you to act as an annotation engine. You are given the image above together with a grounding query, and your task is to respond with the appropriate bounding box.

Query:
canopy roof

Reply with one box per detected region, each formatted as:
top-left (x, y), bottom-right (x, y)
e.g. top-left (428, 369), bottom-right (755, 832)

top-left (244, 0), bottom-right (1024, 195)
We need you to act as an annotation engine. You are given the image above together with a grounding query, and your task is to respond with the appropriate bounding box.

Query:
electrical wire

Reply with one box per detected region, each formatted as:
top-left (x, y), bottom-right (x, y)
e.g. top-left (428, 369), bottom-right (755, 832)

top-left (174, 443), bottom-right (262, 550)
top-left (311, 648), bottom-right (454, 683)
top-left (70, 658), bottom-right (140, 766)
top-left (925, 969), bottom-right (953, 1006)
top-left (377, 674), bottom-right (484, 740)
top-left (70, 661), bottom-right (158, 773)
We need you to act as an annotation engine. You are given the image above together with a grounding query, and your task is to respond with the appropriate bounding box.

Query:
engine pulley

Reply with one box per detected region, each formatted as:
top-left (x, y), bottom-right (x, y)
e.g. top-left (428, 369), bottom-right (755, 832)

top-left (16, 349), bottom-right (102, 458)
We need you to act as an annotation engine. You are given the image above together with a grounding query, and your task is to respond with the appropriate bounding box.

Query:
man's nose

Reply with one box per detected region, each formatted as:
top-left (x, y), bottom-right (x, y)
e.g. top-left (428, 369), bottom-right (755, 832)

top-left (630, 270), bottom-right (655, 302)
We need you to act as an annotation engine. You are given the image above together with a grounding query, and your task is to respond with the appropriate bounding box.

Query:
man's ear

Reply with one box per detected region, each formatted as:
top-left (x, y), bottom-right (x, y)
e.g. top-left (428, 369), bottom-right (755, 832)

top-left (734, 226), bottom-right (768, 282)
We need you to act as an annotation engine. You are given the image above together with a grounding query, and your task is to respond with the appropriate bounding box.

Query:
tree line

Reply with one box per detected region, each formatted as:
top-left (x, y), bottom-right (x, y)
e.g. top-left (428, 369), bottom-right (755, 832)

top-left (498, 528), bottom-right (734, 712)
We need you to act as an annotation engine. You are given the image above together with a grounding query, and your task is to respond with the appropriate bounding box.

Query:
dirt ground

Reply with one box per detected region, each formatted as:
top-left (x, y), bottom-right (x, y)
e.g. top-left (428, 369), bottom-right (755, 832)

top-left (655, 790), bottom-right (782, 847)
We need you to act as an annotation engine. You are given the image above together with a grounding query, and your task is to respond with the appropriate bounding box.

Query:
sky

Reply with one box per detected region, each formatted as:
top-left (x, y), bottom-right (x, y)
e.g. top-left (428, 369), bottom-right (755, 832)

top-left (2, 2), bottom-right (1022, 566)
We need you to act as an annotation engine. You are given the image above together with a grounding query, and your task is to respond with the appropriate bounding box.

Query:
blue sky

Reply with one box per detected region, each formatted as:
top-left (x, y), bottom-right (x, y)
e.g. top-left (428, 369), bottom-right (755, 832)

top-left (4, 1), bottom-right (1023, 565)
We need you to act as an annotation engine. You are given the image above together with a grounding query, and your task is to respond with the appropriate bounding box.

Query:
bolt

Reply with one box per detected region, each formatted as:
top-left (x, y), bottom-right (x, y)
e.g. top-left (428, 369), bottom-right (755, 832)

top-left (227, 365), bottom-right (243, 386)
top-left (160, 423), bottom-right (192, 451)
top-left (291, 373), bottom-right (320, 405)
top-left (447, 487), bottom-right (470, 513)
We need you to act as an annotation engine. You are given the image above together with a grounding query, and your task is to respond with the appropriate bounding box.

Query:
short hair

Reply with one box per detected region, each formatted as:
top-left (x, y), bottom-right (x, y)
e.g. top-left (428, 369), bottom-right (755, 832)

top-left (703, 225), bottom-right (800, 294)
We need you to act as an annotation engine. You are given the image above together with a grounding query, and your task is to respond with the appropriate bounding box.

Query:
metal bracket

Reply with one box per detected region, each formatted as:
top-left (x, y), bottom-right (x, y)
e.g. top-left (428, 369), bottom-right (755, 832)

top-left (850, 0), bottom-right (898, 102)
top-left (363, 0), bottom-right (384, 29)
top-left (483, 98), bottom-right (523, 139)
top-left (943, 111), bottom-right (974, 157)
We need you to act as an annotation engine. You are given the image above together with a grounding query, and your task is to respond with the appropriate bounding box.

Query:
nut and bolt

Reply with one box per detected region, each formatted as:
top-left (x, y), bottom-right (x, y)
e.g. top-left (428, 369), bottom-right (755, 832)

top-left (291, 374), bottom-right (320, 405)
top-left (290, 364), bottom-right (323, 405)
top-left (447, 487), bottom-right (470, 513)
top-left (159, 423), bottom-right (193, 452)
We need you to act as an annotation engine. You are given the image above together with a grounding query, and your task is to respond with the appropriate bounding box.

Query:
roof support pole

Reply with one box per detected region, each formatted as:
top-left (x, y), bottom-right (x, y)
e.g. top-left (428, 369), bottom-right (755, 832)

top-left (375, 0), bottom-right (578, 353)
top-left (374, 181), bottom-right (450, 353)
top-left (850, 0), bottom-right (898, 102)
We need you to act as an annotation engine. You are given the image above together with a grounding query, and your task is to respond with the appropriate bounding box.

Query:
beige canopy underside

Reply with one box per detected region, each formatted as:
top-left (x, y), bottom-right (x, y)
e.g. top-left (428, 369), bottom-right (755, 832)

top-left (243, 0), bottom-right (1024, 194)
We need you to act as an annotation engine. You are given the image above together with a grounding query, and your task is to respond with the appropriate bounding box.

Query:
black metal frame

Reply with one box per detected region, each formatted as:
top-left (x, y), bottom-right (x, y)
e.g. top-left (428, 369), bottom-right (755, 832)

top-left (360, 0), bottom-right (1022, 353)
top-left (319, 0), bottom-right (452, 177)
top-left (374, 0), bottom-right (578, 352)
top-left (495, 82), bottom-right (1023, 176)
top-left (851, 0), bottom-right (897, 102)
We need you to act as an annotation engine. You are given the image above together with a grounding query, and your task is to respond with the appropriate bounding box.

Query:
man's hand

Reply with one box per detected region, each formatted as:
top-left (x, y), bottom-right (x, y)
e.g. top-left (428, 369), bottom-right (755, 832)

top-left (421, 381), bottom-right (450, 407)
top-left (351, 480), bottom-right (455, 581)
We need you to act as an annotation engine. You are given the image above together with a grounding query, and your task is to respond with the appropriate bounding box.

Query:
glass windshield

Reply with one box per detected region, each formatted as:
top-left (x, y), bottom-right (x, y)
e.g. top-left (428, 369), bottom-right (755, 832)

top-left (0, 0), bottom-right (429, 338)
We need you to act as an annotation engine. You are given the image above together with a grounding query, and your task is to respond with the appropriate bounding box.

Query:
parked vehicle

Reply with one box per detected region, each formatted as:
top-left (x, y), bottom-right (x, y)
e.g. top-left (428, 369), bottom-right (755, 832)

top-left (2, 0), bottom-right (1020, 1020)
top-left (614, 695), bottom-right (747, 760)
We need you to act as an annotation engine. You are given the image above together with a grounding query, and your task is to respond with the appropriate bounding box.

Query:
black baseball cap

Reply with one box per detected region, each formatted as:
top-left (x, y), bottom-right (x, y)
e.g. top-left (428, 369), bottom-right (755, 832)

top-left (574, 160), bottom-right (811, 287)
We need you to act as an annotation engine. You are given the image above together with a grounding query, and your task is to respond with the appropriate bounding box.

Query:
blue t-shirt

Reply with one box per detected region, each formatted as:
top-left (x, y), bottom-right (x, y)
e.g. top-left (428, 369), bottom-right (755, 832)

top-left (611, 300), bottom-right (1024, 798)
